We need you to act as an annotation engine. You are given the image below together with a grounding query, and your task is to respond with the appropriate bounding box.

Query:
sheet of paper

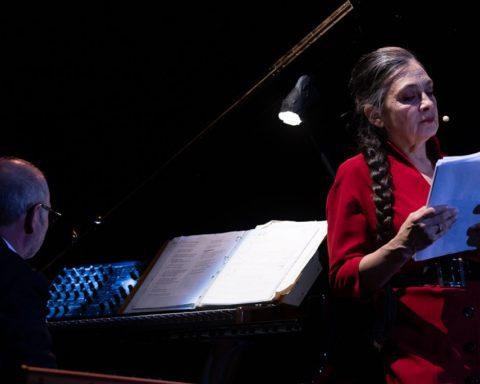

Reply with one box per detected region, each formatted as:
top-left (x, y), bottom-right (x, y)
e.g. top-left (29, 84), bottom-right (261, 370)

top-left (415, 153), bottom-right (480, 261)
top-left (276, 220), bottom-right (327, 293)
top-left (123, 231), bottom-right (245, 313)
top-left (200, 221), bottom-right (325, 305)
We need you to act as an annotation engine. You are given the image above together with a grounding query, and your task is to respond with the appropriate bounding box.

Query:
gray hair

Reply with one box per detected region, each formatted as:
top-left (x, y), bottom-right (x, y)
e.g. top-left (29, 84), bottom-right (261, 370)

top-left (0, 157), bottom-right (49, 226)
top-left (349, 46), bottom-right (417, 121)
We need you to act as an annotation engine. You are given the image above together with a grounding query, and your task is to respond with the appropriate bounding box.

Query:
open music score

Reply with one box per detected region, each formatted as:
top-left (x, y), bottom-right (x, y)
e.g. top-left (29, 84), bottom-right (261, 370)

top-left (123, 220), bottom-right (327, 314)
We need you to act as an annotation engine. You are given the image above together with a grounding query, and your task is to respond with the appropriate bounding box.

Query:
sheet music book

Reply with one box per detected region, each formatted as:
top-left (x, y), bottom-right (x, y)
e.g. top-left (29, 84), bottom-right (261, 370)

top-left (414, 152), bottom-right (480, 261)
top-left (122, 220), bottom-right (327, 313)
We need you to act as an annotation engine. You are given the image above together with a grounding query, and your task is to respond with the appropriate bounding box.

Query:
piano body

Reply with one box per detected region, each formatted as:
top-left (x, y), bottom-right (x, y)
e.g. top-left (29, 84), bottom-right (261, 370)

top-left (47, 269), bottom-right (330, 384)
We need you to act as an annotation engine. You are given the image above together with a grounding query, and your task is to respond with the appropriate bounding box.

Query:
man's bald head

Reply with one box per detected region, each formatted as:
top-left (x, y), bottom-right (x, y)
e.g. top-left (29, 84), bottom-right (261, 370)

top-left (0, 157), bottom-right (49, 227)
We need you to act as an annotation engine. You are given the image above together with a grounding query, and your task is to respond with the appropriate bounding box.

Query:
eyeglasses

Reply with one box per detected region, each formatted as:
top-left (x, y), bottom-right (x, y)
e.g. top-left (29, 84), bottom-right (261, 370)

top-left (39, 203), bottom-right (62, 224)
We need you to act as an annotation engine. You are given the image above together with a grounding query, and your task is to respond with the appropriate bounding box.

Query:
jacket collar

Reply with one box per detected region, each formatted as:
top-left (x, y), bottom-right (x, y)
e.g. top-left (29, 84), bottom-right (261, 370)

top-left (385, 136), bottom-right (442, 168)
top-left (1, 236), bottom-right (18, 253)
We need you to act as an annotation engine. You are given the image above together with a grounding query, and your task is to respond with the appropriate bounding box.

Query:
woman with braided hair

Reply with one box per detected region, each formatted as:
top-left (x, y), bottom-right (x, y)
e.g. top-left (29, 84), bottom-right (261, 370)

top-left (326, 46), bottom-right (480, 383)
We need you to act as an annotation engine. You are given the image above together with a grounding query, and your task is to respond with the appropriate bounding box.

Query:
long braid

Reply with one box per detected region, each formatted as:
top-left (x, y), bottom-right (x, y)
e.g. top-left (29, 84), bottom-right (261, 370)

top-left (358, 124), bottom-right (397, 351)
top-left (359, 128), bottom-right (395, 247)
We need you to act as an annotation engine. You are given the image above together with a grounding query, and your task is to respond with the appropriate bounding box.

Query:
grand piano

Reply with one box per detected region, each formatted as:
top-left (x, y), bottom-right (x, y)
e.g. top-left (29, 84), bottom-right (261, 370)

top-left (3, 1), bottom-right (475, 383)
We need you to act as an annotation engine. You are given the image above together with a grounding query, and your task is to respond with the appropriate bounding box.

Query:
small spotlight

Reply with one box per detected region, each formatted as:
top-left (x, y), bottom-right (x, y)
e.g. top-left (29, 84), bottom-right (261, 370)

top-left (278, 75), bottom-right (318, 126)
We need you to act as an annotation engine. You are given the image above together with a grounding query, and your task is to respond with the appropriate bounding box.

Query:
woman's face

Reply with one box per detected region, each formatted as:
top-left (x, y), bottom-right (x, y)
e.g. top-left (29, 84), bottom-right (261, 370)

top-left (380, 59), bottom-right (438, 148)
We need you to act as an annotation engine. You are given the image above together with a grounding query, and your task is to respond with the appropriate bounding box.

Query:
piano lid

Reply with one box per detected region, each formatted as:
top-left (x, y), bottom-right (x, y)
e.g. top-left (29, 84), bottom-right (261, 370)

top-left (1, 1), bottom-right (474, 271)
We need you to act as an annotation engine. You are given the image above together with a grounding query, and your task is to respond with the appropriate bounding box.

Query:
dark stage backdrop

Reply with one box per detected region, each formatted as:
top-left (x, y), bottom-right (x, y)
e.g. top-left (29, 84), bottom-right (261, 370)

top-left (0, 1), bottom-right (475, 276)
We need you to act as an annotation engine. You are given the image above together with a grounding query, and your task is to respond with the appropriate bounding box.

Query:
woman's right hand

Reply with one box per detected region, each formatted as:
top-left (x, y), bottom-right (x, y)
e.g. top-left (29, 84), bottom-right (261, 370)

top-left (391, 205), bottom-right (458, 257)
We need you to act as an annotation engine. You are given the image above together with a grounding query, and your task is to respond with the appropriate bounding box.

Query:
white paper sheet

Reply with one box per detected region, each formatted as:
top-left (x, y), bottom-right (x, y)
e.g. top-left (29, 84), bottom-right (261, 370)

top-left (199, 221), bottom-right (325, 305)
top-left (276, 220), bottom-right (327, 293)
top-left (414, 152), bottom-right (480, 261)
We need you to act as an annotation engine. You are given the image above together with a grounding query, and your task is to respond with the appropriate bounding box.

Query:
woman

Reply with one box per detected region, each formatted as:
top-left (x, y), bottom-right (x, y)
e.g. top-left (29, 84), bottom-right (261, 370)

top-left (326, 47), bottom-right (480, 383)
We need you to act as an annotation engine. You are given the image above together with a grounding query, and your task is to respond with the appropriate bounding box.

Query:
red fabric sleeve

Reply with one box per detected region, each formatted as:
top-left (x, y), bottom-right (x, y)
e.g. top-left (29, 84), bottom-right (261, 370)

top-left (326, 158), bottom-right (374, 298)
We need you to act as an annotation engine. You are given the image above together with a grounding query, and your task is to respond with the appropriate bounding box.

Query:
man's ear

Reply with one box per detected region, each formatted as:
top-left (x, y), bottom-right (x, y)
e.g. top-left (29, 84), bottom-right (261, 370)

top-left (24, 205), bottom-right (39, 234)
top-left (364, 104), bottom-right (385, 128)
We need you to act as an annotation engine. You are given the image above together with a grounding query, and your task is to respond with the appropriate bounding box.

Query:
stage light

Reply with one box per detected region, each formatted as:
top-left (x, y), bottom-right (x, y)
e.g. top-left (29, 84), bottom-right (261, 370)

top-left (278, 74), bottom-right (335, 178)
top-left (278, 75), bottom-right (318, 126)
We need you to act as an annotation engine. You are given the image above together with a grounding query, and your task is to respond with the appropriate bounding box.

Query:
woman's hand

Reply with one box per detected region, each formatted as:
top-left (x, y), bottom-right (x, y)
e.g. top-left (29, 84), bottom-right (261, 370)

top-left (390, 205), bottom-right (458, 257)
top-left (359, 205), bottom-right (458, 294)
top-left (467, 204), bottom-right (480, 247)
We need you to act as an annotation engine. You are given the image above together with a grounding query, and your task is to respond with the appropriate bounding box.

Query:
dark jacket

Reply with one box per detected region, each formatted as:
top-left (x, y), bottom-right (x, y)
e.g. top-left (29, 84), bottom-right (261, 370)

top-left (0, 237), bottom-right (56, 382)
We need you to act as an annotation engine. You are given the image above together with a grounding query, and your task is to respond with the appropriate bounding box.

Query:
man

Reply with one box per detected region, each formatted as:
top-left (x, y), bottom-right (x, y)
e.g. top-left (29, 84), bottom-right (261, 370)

top-left (0, 157), bottom-right (57, 382)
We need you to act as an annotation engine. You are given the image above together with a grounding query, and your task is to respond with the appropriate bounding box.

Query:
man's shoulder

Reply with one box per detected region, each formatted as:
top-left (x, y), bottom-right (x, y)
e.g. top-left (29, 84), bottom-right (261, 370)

top-left (0, 243), bottom-right (27, 269)
top-left (0, 245), bottom-right (35, 290)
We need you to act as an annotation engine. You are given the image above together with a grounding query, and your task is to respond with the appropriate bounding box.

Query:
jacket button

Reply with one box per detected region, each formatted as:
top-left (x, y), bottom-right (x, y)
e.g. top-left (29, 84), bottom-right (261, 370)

top-left (463, 306), bottom-right (475, 319)
top-left (464, 342), bottom-right (478, 354)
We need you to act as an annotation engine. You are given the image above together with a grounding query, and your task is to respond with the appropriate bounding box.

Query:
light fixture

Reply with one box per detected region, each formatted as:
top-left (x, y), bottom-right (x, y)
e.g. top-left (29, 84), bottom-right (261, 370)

top-left (277, 74), bottom-right (335, 178)
top-left (278, 75), bottom-right (318, 126)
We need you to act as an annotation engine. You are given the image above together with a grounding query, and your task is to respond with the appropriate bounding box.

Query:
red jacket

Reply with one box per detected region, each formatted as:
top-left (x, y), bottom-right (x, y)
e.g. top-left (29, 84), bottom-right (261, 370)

top-left (326, 139), bottom-right (480, 383)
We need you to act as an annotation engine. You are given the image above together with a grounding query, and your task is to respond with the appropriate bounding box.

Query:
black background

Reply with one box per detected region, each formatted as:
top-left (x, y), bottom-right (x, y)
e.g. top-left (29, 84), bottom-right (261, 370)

top-left (1, 1), bottom-right (476, 276)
